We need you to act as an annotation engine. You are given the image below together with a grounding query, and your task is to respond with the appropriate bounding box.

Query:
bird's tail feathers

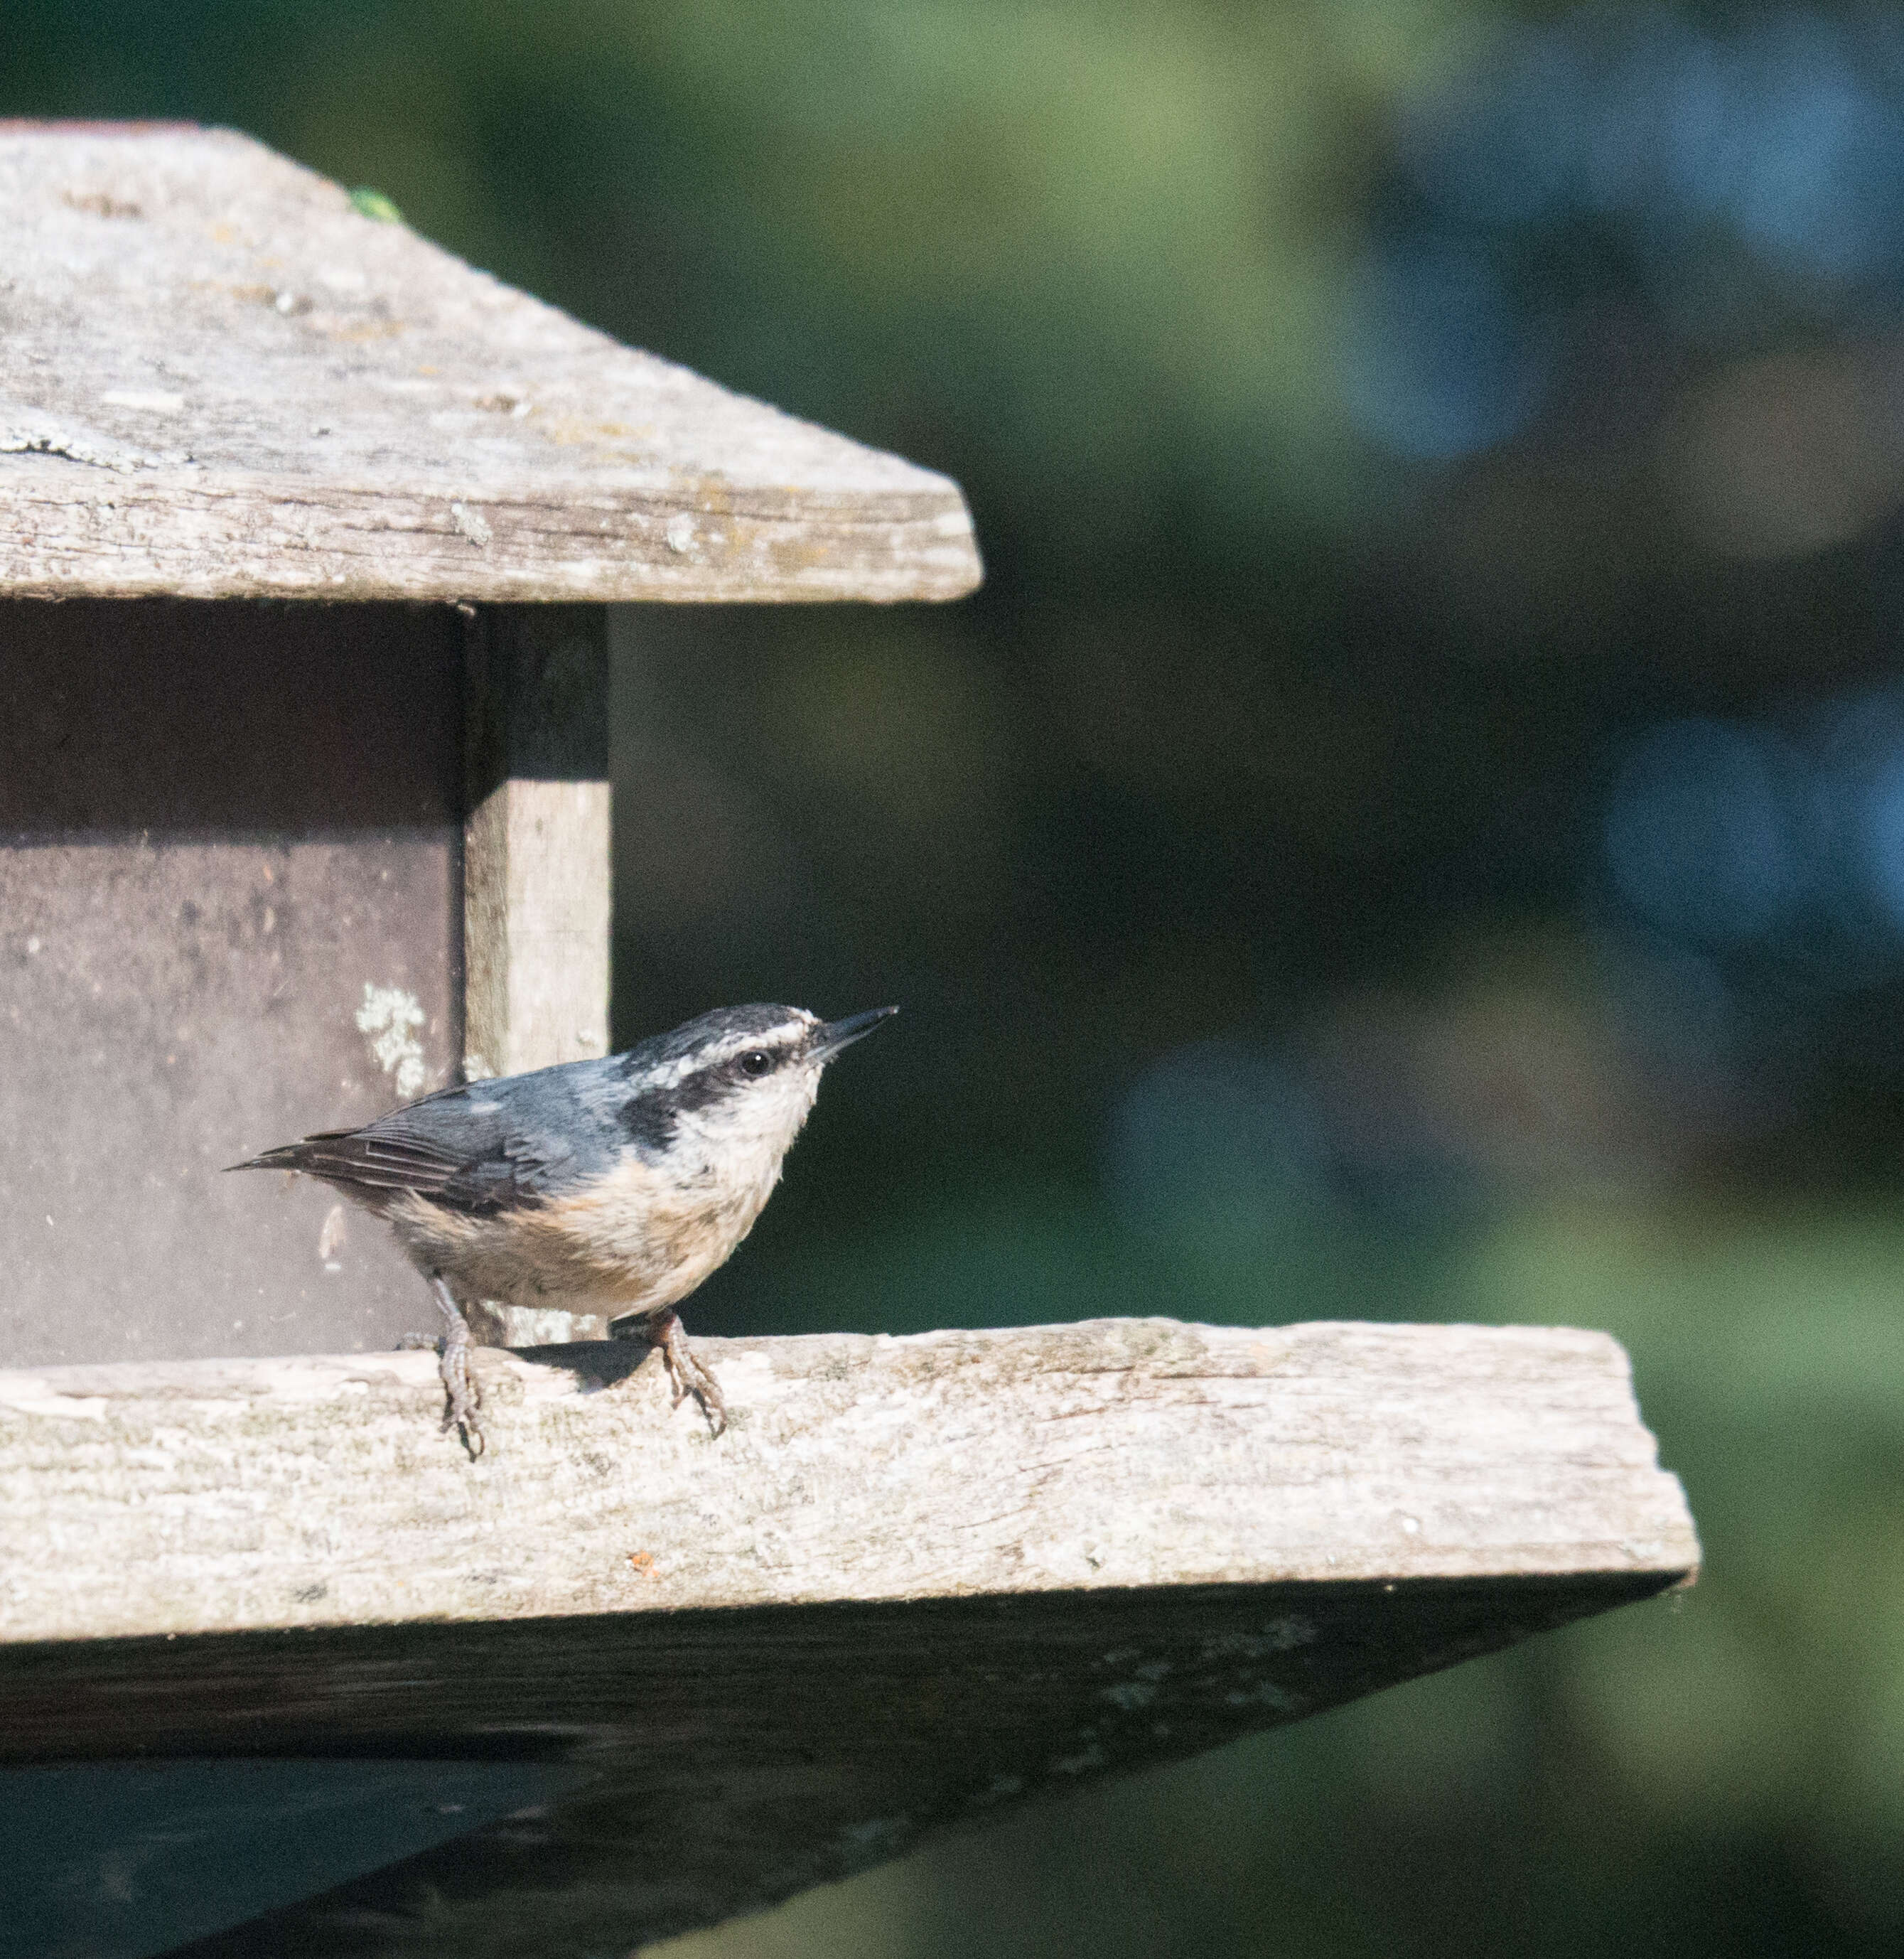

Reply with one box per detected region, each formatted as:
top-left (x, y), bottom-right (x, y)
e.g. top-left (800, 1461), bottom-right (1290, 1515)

top-left (224, 1132), bottom-right (357, 1176)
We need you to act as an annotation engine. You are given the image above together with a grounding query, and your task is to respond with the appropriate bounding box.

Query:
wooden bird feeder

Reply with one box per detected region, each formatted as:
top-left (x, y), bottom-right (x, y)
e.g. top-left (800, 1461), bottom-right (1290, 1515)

top-left (0, 124), bottom-right (1699, 1959)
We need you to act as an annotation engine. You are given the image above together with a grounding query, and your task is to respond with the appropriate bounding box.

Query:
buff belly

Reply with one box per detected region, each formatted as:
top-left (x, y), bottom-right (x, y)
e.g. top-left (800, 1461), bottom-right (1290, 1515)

top-left (379, 1156), bottom-right (775, 1319)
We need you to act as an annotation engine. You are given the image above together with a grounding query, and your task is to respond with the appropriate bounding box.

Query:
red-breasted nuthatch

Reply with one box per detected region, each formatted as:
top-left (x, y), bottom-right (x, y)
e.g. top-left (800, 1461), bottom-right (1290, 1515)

top-left (231, 1003), bottom-right (897, 1454)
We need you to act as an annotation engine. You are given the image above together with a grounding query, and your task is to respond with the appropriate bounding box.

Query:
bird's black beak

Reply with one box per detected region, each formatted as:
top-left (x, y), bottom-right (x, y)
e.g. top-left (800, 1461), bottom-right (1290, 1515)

top-left (810, 1005), bottom-right (898, 1061)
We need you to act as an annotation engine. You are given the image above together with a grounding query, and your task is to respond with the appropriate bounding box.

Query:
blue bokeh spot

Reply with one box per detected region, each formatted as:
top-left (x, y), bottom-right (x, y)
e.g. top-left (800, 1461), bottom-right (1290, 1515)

top-left (1605, 720), bottom-right (1804, 947)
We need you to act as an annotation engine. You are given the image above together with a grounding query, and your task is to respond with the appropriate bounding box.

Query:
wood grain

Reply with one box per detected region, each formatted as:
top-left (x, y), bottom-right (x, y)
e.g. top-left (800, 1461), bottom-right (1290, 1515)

top-left (0, 1319), bottom-right (1695, 1641)
top-left (0, 125), bottom-right (981, 604)
top-left (0, 1317), bottom-right (1697, 1955)
top-left (462, 779), bottom-right (612, 1088)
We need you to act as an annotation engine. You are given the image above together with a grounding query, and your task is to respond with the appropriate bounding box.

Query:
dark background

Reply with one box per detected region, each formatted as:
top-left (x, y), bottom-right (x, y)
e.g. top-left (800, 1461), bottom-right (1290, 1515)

top-left (9, 4), bottom-right (1904, 1954)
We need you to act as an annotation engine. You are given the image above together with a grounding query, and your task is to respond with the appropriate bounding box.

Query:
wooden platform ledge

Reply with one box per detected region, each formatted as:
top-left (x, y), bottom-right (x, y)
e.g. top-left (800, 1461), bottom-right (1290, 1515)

top-left (0, 1319), bottom-right (1699, 1957)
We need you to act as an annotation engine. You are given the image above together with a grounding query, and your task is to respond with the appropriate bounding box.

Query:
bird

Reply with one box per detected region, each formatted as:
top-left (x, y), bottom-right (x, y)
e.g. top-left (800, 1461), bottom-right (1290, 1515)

top-left (230, 1002), bottom-right (897, 1454)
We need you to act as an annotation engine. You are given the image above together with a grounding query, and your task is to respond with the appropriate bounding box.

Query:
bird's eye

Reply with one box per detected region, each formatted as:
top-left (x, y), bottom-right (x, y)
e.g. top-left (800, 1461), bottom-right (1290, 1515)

top-left (739, 1049), bottom-right (774, 1078)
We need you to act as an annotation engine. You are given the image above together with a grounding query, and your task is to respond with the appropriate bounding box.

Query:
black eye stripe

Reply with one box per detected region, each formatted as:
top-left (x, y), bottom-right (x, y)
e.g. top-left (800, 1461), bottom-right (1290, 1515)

top-left (623, 1043), bottom-right (790, 1133)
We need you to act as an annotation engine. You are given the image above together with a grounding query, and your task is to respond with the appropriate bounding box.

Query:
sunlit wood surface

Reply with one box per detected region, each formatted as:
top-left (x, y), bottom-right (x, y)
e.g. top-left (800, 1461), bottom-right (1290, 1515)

top-left (0, 124), bottom-right (981, 604)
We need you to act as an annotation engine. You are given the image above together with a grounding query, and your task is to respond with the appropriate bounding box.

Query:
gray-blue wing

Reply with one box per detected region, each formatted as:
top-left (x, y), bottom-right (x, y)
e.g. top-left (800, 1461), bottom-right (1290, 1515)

top-left (230, 1061), bottom-right (623, 1215)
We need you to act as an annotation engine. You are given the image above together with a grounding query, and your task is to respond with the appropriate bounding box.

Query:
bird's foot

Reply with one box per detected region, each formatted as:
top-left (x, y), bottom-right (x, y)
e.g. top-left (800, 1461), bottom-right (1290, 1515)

top-left (428, 1274), bottom-right (485, 1459)
top-left (646, 1310), bottom-right (727, 1438)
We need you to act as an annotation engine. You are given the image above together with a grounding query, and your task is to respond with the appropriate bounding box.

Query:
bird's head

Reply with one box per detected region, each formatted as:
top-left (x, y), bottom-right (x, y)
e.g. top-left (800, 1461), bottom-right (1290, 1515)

top-left (616, 1003), bottom-right (898, 1174)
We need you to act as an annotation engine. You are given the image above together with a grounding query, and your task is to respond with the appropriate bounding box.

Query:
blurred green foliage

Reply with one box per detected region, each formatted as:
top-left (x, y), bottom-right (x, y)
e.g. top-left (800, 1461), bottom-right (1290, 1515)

top-left (9, 4), bottom-right (1904, 1954)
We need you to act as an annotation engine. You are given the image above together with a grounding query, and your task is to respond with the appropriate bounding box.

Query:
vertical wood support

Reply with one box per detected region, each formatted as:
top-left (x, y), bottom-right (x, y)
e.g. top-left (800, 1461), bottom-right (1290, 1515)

top-left (462, 606), bottom-right (614, 1346)
top-left (463, 605), bottom-right (612, 1079)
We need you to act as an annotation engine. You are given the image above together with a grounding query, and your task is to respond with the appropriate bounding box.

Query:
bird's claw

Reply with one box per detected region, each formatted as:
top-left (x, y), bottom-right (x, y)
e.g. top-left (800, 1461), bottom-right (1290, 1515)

top-left (428, 1274), bottom-right (485, 1459)
top-left (439, 1349), bottom-right (485, 1460)
top-left (650, 1311), bottom-right (728, 1438)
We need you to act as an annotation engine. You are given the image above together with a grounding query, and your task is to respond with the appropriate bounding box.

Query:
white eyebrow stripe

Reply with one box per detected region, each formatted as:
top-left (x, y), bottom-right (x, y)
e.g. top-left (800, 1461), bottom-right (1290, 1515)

top-left (646, 1020), bottom-right (814, 1085)
top-left (697, 1024), bottom-right (811, 1067)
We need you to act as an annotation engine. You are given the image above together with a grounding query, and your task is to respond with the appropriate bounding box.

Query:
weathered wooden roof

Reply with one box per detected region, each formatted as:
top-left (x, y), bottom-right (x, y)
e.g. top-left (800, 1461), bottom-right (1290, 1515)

top-left (0, 123), bottom-right (981, 603)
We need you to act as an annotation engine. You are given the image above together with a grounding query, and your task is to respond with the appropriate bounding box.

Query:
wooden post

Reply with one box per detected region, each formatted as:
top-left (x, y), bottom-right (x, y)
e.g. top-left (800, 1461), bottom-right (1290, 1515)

top-left (461, 602), bottom-right (613, 1083)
